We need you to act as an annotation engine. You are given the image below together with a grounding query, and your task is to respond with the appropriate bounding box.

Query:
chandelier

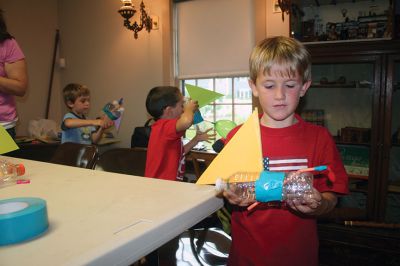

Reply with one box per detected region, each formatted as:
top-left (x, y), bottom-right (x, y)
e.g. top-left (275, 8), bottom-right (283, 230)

top-left (118, 0), bottom-right (152, 39)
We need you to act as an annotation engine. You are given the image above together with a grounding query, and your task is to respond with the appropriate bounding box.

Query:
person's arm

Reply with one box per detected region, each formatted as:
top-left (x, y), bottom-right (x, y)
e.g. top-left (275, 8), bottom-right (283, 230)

top-left (183, 128), bottom-right (215, 154)
top-left (91, 127), bottom-right (104, 144)
top-left (175, 99), bottom-right (198, 132)
top-left (63, 118), bottom-right (102, 129)
top-left (91, 116), bottom-right (114, 144)
top-left (0, 59), bottom-right (28, 97)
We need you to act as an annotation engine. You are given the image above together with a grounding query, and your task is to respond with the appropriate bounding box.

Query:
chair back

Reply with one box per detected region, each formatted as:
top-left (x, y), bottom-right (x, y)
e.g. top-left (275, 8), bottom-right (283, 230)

top-left (94, 148), bottom-right (147, 176)
top-left (50, 142), bottom-right (99, 169)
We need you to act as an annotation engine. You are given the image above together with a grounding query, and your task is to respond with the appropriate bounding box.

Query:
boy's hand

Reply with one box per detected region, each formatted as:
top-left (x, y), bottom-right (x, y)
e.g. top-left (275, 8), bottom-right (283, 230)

top-left (99, 116), bottom-right (114, 129)
top-left (184, 98), bottom-right (199, 113)
top-left (194, 128), bottom-right (216, 143)
top-left (222, 190), bottom-right (256, 207)
top-left (286, 188), bottom-right (322, 214)
top-left (286, 188), bottom-right (337, 216)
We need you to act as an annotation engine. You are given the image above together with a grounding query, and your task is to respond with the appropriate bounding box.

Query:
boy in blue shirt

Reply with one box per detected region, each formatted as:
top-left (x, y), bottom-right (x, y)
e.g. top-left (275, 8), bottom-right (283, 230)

top-left (61, 83), bottom-right (113, 144)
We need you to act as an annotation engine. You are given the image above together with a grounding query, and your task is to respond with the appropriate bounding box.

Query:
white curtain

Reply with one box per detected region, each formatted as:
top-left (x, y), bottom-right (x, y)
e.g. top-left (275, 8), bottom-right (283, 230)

top-left (175, 0), bottom-right (255, 79)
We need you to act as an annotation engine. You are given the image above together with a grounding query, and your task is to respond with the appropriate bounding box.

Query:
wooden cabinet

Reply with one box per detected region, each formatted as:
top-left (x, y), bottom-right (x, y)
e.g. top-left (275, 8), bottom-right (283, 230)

top-left (289, 0), bottom-right (396, 43)
top-left (301, 40), bottom-right (400, 222)
top-left (318, 223), bottom-right (400, 266)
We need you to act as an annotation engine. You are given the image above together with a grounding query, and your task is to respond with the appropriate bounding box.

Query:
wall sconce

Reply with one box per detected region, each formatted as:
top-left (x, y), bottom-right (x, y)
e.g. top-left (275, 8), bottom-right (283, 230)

top-left (118, 0), bottom-right (152, 39)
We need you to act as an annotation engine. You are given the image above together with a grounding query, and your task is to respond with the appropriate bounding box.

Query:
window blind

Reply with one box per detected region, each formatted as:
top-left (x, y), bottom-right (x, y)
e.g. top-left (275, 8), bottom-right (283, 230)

top-left (175, 0), bottom-right (255, 79)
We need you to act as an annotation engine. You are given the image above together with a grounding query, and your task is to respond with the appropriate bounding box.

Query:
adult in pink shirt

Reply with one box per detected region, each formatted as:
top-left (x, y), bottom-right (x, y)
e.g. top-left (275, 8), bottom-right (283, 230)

top-left (0, 9), bottom-right (28, 138)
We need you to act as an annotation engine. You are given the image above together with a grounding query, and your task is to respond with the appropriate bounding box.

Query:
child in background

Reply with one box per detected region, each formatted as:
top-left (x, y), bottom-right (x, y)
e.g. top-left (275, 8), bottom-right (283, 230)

top-left (145, 86), bottom-right (215, 181)
top-left (222, 36), bottom-right (349, 265)
top-left (61, 83), bottom-right (113, 144)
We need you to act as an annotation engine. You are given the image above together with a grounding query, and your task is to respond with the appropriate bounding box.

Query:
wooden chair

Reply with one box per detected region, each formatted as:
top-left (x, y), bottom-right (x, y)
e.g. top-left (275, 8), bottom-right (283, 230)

top-left (187, 150), bottom-right (218, 179)
top-left (49, 142), bottom-right (99, 169)
top-left (93, 147), bottom-right (147, 176)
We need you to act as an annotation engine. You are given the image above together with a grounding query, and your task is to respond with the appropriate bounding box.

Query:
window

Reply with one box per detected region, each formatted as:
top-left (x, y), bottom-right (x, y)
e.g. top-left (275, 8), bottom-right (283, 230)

top-left (181, 76), bottom-right (253, 145)
top-left (174, 0), bottom-right (256, 147)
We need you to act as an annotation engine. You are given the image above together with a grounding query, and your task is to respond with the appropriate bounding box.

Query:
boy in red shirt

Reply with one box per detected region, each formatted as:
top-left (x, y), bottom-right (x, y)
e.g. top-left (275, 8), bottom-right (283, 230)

top-left (223, 36), bottom-right (349, 266)
top-left (145, 86), bottom-right (214, 181)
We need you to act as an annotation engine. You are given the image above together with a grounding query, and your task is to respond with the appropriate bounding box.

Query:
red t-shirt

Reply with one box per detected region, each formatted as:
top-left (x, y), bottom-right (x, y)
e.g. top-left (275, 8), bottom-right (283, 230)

top-left (226, 114), bottom-right (348, 266)
top-left (144, 118), bottom-right (185, 181)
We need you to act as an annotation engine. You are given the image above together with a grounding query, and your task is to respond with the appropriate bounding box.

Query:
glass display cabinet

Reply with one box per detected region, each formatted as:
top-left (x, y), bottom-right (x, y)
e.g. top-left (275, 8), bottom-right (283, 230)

top-left (383, 55), bottom-right (400, 223)
top-left (289, 0), bottom-right (397, 43)
top-left (299, 40), bottom-right (400, 223)
top-left (300, 40), bottom-right (400, 266)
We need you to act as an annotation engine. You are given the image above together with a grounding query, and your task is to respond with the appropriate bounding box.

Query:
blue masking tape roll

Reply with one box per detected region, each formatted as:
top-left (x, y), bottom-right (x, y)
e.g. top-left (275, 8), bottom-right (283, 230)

top-left (0, 197), bottom-right (48, 246)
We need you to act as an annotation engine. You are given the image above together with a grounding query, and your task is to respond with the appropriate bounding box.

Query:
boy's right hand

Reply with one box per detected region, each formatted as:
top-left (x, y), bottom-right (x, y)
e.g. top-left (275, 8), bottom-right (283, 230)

top-left (222, 190), bottom-right (256, 207)
top-left (95, 115), bottom-right (114, 129)
top-left (184, 98), bottom-right (199, 113)
top-left (100, 116), bottom-right (114, 129)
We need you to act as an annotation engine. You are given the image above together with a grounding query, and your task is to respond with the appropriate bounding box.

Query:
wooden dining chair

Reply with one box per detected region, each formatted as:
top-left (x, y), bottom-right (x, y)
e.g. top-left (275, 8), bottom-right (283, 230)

top-left (187, 150), bottom-right (218, 179)
top-left (49, 142), bottom-right (99, 169)
top-left (93, 147), bottom-right (147, 176)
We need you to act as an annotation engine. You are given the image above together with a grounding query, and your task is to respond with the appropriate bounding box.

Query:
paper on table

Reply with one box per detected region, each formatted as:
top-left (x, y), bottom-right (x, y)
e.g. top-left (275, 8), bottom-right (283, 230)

top-left (196, 109), bottom-right (263, 185)
top-left (0, 125), bottom-right (19, 154)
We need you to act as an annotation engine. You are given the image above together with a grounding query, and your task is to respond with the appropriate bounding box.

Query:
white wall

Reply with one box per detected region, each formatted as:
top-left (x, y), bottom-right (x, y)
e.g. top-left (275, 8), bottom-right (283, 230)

top-left (265, 0), bottom-right (289, 37)
top-left (0, 0), bottom-right (61, 134)
top-left (57, 0), bottom-right (170, 148)
top-left (1, 0), bottom-right (171, 148)
top-left (1, 0), bottom-right (283, 148)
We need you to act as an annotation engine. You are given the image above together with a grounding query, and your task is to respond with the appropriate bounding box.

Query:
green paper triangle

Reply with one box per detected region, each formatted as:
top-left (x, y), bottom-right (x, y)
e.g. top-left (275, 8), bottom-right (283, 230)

top-left (185, 84), bottom-right (224, 108)
top-left (0, 125), bottom-right (19, 154)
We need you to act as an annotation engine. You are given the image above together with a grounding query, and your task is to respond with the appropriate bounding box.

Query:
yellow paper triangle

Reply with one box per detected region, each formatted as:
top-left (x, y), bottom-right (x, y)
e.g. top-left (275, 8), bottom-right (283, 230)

top-left (196, 108), bottom-right (263, 185)
top-left (0, 125), bottom-right (19, 154)
top-left (185, 84), bottom-right (224, 108)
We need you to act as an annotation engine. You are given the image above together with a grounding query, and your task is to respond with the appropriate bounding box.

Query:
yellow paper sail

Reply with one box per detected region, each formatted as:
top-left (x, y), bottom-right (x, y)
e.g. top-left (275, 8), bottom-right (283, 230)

top-left (0, 125), bottom-right (19, 154)
top-left (196, 108), bottom-right (263, 185)
top-left (185, 84), bottom-right (224, 108)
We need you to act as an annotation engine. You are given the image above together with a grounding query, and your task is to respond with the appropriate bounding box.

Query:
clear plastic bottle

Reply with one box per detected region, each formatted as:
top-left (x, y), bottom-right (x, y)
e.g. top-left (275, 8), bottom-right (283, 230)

top-left (102, 98), bottom-right (124, 120)
top-left (215, 172), bottom-right (259, 201)
top-left (0, 159), bottom-right (25, 187)
top-left (215, 171), bottom-right (313, 203)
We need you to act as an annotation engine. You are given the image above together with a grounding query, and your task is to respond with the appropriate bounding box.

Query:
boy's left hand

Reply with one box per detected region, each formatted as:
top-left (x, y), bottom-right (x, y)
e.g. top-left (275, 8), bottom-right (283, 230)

top-left (195, 128), bottom-right (216, 143)
top-left (286, 188), bottom-right (323, 215)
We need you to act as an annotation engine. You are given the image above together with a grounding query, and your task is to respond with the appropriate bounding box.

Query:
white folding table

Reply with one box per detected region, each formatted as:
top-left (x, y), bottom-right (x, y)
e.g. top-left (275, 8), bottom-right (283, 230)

top-left (0, 157), bottom-right (223, 266)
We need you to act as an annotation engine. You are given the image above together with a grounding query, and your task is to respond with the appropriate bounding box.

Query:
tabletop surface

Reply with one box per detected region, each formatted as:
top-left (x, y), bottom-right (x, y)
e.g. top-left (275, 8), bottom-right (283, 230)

top-left (0, 156), bottom-right (223, 266)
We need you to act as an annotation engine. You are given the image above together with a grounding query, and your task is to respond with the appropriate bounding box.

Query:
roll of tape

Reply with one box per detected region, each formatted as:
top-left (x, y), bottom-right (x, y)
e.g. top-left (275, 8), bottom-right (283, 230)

top-left (0, 197), bottom-right (48, 246)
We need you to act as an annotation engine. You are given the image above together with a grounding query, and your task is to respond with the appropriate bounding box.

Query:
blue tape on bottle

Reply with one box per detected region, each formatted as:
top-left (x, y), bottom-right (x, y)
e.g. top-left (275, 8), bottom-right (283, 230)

top-left (102, 106), bottom-right (119, 120)
top-left (193, 111), bottom-right (204, 124)
top-left (255, 171), bottom-right (285, 202)
top-left (0, 197), bottom-right (49, 246)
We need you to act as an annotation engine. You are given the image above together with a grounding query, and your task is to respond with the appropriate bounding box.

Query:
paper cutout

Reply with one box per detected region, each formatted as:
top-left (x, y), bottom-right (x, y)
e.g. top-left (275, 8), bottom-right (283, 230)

top-left (0, 125), bottom-right (19, 154)
top-left (215, 120), bottom-right (237, 138)
top-left (185, 84), bottom-right (224, 108)
top-left (196, 109), bottom-right (263, 185)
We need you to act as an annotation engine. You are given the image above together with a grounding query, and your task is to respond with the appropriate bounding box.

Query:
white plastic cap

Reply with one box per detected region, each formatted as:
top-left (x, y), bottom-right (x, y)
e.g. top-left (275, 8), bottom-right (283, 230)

top-left (215, 178), bottom-right (227, 192)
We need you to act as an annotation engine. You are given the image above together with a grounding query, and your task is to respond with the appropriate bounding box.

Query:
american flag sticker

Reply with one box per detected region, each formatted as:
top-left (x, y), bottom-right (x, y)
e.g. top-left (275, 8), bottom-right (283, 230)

top-left (264, 157), bottom-right (308, 172)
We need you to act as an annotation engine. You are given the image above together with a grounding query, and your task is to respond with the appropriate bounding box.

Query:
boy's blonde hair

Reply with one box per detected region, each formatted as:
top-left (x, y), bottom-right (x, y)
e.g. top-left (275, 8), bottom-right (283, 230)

top-left (249, 36), bottom-right (311, 83)
top-left (63, 83), bottom-right (90, 107)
